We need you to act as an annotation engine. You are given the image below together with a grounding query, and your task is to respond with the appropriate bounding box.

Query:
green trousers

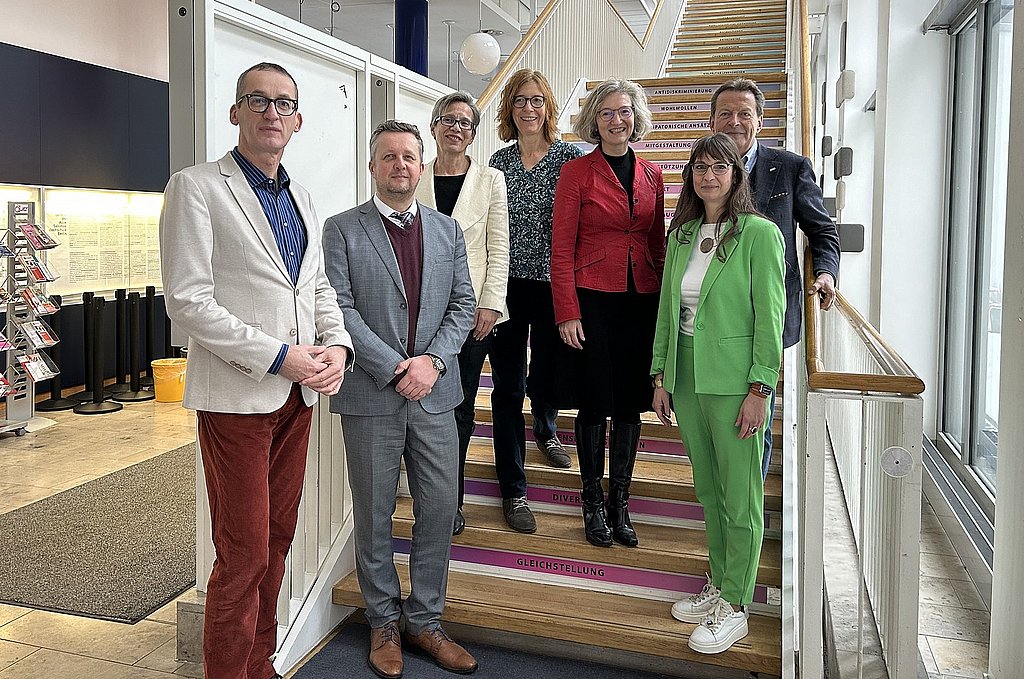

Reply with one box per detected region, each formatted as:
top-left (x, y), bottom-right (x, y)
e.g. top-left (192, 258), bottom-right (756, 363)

top-left (673, 335), bottom-right (766, 605)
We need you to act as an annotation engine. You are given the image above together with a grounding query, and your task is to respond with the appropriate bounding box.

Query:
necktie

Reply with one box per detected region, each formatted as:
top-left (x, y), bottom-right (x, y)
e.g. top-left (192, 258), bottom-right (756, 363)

top-left (390, 211), bottom-right (413, 229)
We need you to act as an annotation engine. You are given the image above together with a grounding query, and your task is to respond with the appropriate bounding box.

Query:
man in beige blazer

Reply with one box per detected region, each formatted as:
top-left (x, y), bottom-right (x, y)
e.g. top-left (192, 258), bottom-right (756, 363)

top-left (415, 91), bottom-right (511, 536)
top-left (159, 62), bottom-right (353, 679)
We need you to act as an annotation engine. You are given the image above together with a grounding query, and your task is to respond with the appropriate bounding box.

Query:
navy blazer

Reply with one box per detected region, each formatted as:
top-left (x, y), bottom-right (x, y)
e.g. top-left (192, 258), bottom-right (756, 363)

top-left (750, 143), bottom-right (841, 348)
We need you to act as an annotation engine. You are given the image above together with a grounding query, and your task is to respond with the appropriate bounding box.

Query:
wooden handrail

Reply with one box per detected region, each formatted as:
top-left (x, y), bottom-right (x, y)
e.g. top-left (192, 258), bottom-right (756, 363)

top-left (803, 253), bottom-right (926, 395)
top-left (476, 0), bottom-right (564, 110)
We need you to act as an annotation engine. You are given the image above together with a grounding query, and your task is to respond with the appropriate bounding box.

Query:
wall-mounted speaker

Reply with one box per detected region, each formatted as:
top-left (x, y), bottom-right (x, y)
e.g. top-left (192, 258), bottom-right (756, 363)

top-left (834, 146), bottom-right (854, 179)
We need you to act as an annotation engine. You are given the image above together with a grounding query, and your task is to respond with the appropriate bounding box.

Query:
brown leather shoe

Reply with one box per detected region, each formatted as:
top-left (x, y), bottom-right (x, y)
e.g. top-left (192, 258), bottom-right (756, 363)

top-left (368, 621), bottom-right (403, 678)
top-left (403, 626), bottom-right (478, 674)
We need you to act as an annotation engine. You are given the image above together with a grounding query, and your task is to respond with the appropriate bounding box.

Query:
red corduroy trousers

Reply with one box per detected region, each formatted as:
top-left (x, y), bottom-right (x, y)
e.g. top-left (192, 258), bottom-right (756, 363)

top-left (197, 385), bottom-right (312, 679)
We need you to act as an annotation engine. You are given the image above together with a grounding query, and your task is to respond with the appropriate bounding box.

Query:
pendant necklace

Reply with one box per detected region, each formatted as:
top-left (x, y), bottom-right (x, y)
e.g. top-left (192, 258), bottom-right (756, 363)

top-left (699, 237), bottom-right (715, 253)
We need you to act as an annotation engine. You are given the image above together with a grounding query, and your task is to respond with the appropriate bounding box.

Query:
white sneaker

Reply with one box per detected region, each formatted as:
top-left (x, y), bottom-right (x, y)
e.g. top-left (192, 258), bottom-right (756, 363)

top-left (687, 599), bottom-right (749, 654)
top-left (671, 575), bottom-right (721, 623)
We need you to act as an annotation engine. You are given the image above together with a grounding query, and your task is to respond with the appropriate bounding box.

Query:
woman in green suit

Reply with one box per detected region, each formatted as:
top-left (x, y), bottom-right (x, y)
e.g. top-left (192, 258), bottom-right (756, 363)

top-left (651, 133), bottom-right (784, 655)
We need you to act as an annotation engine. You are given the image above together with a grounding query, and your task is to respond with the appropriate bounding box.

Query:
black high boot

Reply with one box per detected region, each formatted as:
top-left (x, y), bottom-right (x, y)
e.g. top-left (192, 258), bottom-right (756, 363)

top-left (607, 421), bottom-right (642, 547)
top-left (575, 419), bottom-right (612, 547)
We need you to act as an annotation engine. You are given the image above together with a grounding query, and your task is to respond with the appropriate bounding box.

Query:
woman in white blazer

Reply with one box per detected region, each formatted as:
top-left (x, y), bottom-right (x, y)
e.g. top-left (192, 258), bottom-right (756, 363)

top-left (415, 91), bottom-right (510, 536)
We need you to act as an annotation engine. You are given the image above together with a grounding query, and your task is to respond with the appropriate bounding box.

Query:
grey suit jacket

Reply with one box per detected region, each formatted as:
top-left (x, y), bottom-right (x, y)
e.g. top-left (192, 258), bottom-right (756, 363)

top-left (159, 151), bottom-right (353, 413)
top-left (322, 199), bottom-right (476, 416)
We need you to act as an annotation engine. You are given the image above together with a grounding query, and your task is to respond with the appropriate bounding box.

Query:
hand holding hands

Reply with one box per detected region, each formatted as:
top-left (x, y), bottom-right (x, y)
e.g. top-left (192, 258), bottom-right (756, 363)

top-left (299, 345), bottom-right (348, 395)
top-left (394, 355), bottom-right (439, 401)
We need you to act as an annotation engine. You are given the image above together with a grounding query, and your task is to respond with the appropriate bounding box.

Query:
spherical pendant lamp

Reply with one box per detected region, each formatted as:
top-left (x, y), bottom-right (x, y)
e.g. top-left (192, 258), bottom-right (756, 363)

top-left (460, 31), bottom-right (500, 75)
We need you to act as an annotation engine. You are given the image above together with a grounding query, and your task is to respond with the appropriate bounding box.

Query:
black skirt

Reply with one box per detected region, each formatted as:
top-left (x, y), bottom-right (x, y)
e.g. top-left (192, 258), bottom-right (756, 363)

top-left (553, 286), bottom-right (659, 417)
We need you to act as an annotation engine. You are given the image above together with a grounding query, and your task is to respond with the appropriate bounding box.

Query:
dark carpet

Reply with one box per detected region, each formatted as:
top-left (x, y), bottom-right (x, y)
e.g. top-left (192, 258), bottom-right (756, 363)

top-left (0, 443), bottom-right (196, 623)
top-left (293, 622), bottom-right (675, 679)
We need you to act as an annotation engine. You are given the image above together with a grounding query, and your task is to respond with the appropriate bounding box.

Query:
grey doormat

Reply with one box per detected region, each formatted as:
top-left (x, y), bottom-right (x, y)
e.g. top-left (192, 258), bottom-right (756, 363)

top-left (293, 621), bottom-right (676, 679)
top-left (0, 443), bottom-right (197, 623)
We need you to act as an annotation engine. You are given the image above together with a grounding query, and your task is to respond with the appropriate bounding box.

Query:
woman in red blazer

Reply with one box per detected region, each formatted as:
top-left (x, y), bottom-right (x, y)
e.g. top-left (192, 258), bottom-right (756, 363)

top-left (551, 79), bottom-right (666, 548)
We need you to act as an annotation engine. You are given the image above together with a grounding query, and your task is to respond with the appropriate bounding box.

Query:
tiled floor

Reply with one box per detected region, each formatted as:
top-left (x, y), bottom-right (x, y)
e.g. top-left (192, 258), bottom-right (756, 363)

top-left (0, 402), bottom-right (200, 678)
top-left (0, 401), bottom-right (993, 678)
top-left (918, 497), bottom-right (991, 679)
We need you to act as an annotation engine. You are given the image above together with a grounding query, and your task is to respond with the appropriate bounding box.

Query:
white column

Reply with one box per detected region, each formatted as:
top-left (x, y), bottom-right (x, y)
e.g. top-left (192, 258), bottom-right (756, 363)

top-left (988, 5), bottom-right (1024, 677)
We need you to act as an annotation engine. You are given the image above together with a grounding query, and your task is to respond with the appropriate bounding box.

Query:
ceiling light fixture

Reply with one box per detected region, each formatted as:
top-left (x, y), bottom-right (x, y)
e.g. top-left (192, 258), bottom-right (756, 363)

top-left (459, 2), bottom-right (500, 75)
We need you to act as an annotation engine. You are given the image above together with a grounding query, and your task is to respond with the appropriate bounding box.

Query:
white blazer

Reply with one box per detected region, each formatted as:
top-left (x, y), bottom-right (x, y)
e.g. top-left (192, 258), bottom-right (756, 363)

top-left (159, 151), bottom-right (353, 414)
top-left (417, 157), bottom-right (510, 322)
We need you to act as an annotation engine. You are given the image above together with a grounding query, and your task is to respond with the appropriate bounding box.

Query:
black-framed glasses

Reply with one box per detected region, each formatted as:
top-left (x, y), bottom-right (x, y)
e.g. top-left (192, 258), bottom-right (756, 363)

top-left (598, 107), bottom-right (633, 122)
top-left (237, 93), bottom-right (299, 116)
top-left (690, 162), bottom-right (733, 176)
top-left (512, 95), bottom-right (546, 109)
top-left (433, 115), bottom-right (475, 131)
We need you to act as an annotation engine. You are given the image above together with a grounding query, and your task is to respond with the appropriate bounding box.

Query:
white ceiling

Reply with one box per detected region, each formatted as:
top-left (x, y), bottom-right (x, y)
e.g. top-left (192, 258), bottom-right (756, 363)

top-left (256, 0), bottom-right (525, 95)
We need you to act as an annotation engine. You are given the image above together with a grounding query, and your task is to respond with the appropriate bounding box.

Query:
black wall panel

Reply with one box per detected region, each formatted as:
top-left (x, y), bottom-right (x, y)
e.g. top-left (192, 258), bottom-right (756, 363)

top-left (39, 54), bottom-right (131, 190)
top-left (0, 41), bottom-right (169, 192)
top-left (0, 43), bottom-right (43, 185)
top-left (128, 76), bottom-right (171, 193)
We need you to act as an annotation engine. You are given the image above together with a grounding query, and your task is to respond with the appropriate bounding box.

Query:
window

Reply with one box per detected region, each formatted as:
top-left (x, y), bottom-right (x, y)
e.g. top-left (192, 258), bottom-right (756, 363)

top-left (940, 0), bottom-right (1014, 499)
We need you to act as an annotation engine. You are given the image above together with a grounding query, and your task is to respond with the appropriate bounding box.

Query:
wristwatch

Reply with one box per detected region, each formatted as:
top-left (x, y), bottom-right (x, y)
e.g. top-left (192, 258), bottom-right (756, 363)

top-left (749, 382), bottom-right (773, 398)
top-left (428, 354), bottom-right (446, 377)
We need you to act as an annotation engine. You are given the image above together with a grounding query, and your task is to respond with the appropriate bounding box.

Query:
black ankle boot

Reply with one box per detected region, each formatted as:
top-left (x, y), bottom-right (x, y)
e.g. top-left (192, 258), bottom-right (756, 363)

top-left (575, 420), bottom-right (612, 547)
top-left (607, 421), bottom-right (642, 547)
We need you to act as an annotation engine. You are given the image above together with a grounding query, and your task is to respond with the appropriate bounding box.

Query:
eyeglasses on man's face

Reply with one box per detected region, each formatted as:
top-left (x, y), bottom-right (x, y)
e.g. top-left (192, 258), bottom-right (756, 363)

top-left (512, 95), bottom-right (546, 109)
top-left (434, 115), bottom-right (475, 131)
top-left (238, 93), bottom-right (299, 116)
top-left (598, 107), bottom-right (633, 122)
top-left (690, 162), bottom-right (733, 176)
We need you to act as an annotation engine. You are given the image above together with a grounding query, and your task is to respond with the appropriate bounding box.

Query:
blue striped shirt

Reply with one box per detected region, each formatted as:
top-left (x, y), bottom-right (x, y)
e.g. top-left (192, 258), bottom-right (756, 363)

top-left (231, 148), bottom-right (308, 375)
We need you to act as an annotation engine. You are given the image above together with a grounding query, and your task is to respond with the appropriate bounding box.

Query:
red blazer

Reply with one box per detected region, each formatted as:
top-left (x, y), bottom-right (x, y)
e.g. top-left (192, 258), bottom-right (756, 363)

top-left (551, 147), bottom-right (666, 324)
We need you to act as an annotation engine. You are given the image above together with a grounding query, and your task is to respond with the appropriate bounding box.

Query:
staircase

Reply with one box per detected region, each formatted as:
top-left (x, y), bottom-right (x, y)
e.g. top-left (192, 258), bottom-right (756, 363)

top-left (333, 1), bottom-right (791, 676)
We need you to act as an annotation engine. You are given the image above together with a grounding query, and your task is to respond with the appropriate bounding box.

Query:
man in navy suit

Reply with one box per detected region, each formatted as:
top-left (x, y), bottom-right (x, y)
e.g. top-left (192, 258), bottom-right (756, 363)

top-left (710, 77), bottom-right (841, 477)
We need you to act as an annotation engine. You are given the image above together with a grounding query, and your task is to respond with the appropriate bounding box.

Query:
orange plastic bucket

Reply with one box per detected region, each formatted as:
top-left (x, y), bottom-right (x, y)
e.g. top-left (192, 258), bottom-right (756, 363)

top-left (152, 358), bottom-right (187, 402)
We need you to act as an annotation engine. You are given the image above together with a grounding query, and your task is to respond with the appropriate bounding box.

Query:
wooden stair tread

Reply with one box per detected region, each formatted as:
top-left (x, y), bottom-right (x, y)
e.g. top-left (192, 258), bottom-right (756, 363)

top-left (393, 497), bottom-right (781, 585)
top-left (333, 567), bottom-right (781, 675)
top-left (463, 442), bottom-right (784, 510)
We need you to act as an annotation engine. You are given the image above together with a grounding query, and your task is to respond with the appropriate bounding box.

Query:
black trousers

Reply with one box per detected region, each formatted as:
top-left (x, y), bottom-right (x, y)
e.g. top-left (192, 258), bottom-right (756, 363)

top-left (488, 278), bottom-right (561, 499)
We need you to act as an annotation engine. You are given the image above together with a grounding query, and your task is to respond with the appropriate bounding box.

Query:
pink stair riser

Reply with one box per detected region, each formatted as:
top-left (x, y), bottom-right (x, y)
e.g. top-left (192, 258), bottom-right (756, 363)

top-left (471, 422), bottom-right (688, 457)
top-left (392, 537), bottom-right (769, 604)
top-left (642, 82), bottom-right (783, 97)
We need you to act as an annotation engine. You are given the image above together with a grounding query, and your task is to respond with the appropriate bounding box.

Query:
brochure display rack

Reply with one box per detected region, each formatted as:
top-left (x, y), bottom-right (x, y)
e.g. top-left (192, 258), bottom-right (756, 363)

top-left (4, 201), bottom-right (63, 435)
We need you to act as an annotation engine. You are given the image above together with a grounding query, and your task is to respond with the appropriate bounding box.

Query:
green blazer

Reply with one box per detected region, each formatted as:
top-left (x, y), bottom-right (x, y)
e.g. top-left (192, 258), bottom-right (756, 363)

top-left (651, 213), bottom-right (785, 396)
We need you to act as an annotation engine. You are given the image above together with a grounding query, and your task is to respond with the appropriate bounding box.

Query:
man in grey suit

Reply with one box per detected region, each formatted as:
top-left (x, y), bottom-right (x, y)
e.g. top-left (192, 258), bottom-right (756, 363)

top-left (160, 63), bottom-right (353, 679)
top-left (323, 120), bottom-right (477, 678)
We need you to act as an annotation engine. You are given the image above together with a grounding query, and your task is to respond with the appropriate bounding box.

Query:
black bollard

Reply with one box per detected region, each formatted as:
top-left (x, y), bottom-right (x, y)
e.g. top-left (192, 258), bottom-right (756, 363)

top-left (140, 286), bottom-right (156, 387)
top-left (36, 294), bottom-right (77, 412)
top-left (74, 297), bottom-right (122, 414)
top-left (69, 291), bottom-right (96, 402)
top-left (109, 288), bottom-right (130, 393)
top-left (113, 292), bottom-right (154, 402)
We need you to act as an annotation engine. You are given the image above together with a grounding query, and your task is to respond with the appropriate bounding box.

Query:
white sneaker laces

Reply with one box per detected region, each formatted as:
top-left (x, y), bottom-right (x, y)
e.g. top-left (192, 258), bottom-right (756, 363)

top-left (690, 577), bottom-right (717, 605)
top-left (509, 497), bottom-right (530, 512)
top-left (704, 600), bottom-right (735, 630)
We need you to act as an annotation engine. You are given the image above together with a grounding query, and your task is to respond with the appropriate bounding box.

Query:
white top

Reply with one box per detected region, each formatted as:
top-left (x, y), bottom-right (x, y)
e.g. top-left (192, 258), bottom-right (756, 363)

top-left (679, 222), bottom-right (722, 336)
